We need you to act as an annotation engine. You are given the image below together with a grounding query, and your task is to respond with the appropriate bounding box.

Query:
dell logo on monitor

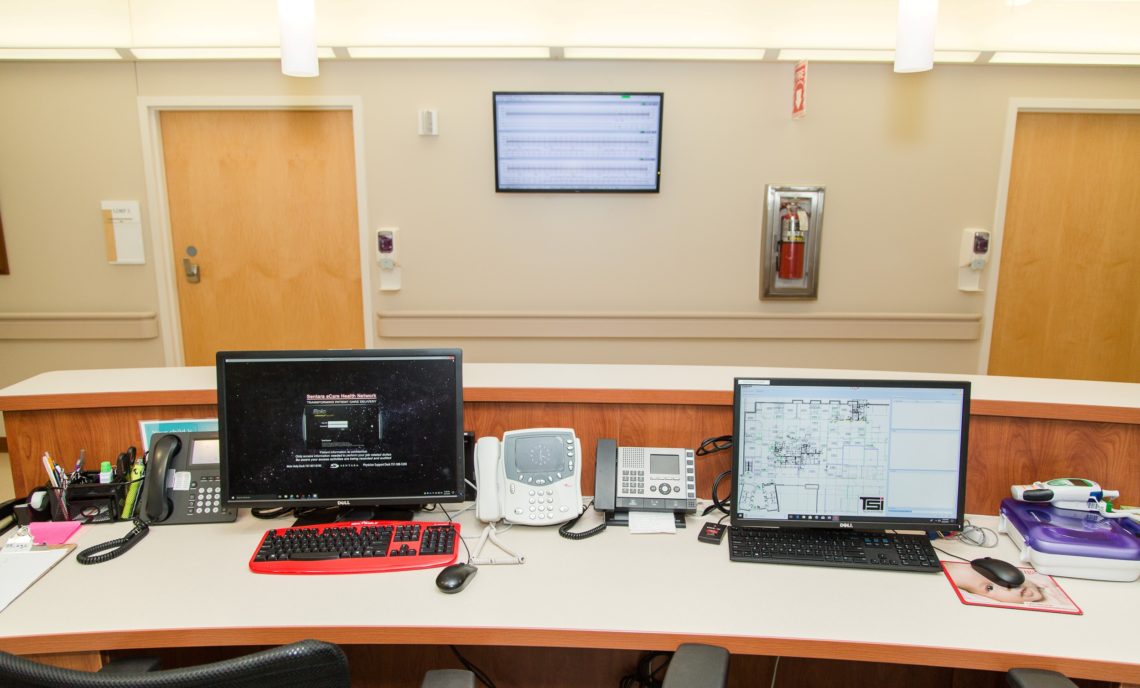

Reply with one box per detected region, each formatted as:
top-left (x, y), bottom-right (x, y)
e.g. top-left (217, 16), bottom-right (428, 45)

top-left (838, 522), bottom-right (854, 528)
top-left (336, 500), bottom-right (351, 506)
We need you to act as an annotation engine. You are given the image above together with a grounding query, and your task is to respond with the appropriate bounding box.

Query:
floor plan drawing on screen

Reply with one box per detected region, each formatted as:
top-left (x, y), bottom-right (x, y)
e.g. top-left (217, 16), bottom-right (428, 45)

top-left (731, 378), bottom-right (968, 529)
top-left (737, 397), bottom-right (891, 518)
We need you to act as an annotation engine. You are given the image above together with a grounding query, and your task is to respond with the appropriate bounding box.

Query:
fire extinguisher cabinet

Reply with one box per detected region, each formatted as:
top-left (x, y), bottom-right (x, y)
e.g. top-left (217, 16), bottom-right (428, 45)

top-left (761, 185), bottom-right (825, 299)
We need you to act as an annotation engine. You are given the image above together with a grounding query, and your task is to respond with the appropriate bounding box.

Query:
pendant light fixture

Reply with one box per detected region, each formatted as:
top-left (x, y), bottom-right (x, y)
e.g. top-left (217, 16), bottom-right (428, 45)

top-left (894, 0), bottom-right (939, 73)
top-left (278, 0), bottom-right (319, 77)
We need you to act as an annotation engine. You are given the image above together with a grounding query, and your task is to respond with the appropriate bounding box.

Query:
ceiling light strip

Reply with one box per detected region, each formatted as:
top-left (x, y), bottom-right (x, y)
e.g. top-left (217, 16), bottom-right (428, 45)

top-left (348, 46), bottom-right (549, 59)
top-left (990, 52), bottom-right (1140, 65)
top-left (777, 49), bottom-right (979, 63)
top-left (0, 48), bottom-right (122, 60)
top-left (130, 47), bottom-right (336, 60)
top-left (563, 47), bottom-right (766, 61)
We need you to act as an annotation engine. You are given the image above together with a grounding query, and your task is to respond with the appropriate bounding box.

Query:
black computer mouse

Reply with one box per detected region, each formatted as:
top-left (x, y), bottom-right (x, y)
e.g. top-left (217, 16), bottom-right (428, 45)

top-left (970, 557), bottom-right (1025, 588)
top-left (435, 563), bottom-right (478, 593)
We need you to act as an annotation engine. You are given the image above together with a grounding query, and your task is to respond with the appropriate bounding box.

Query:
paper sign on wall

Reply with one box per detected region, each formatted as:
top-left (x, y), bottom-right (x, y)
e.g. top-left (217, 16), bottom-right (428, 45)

top-left (101, 200), bottom-right (145, 265)
top-left (792, 61), bottom-right (808, 119)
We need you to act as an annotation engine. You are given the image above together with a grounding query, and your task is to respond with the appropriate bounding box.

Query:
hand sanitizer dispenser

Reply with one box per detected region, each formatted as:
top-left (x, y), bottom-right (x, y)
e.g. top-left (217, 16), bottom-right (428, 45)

top-left (377, 227), bottom-right (401, 291)
top-left (958, 228), bottom-right (990, 292)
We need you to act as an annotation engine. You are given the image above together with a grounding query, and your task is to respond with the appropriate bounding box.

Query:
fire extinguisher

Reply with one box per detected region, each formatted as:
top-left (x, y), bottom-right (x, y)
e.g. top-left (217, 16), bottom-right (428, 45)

top-left (778, 202), bottom-right (808, 280)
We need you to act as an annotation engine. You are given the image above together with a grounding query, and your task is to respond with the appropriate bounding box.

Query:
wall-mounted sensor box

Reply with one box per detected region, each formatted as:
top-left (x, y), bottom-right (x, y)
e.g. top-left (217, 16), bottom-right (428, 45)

top-left (418, 109), bottom-right (438, 136)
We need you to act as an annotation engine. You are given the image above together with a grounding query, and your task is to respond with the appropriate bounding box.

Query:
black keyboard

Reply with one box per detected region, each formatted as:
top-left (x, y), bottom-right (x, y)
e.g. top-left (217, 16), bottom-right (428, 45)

top-left (249, 520), bottom-right (460, 575)
top-left (729, 527), bottom-right (941, 573)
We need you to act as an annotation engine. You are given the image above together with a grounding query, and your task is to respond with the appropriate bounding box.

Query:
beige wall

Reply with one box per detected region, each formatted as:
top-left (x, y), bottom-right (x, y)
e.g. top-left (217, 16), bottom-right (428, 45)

top-left (1, 59), bottom-right (1139, 399)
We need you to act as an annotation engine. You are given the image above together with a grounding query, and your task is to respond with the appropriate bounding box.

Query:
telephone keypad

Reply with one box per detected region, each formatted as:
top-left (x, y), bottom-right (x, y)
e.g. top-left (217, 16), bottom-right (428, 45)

top-left (621, 469), bottom-right (646, 495)
top-left (187, 476), bottom-right (226, 514)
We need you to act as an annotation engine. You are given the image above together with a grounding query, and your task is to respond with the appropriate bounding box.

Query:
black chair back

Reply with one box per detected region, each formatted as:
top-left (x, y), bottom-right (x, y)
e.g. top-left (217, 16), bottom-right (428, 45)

top-left (0, 639), bottom-right (350, 688)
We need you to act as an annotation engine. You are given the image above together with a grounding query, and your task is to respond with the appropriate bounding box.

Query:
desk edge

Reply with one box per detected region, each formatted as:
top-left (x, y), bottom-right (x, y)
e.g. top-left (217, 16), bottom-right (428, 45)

top-left (0, 626), bottom-right (1134, 684)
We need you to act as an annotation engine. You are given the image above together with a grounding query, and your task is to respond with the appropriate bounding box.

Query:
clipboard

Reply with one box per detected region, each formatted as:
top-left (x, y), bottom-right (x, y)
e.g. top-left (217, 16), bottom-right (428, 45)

top-left (0, 543), bottom-right (76, 613)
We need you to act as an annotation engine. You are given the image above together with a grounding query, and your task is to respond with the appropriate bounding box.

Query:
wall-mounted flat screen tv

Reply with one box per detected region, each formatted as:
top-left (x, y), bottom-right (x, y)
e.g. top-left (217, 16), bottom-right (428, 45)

top-left (493, 92), bottom-right (664, 193)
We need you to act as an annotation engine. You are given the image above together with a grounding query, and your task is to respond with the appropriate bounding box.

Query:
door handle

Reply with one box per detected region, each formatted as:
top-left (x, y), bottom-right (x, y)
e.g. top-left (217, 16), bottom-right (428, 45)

top-left (182, 258), bottom-right (200, 284)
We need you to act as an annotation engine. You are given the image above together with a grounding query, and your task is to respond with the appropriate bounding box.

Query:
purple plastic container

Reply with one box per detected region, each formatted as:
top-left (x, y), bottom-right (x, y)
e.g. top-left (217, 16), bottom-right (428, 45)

top-left (999, 498), bottom-right (1140, 581)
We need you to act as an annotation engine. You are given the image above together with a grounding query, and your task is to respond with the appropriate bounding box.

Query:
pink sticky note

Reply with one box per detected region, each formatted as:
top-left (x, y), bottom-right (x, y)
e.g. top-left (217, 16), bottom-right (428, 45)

top-left (29, 521), bottom-right (82, 545)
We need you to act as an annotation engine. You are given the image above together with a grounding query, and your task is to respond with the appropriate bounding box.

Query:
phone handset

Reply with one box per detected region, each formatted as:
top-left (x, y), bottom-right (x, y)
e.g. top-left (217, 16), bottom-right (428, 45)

top-left (143, 434), bottom-right (180, 523)
top-left (474, 436), bottom-right (503, 522)
top-left (593, 439), bottom-right (618, 513)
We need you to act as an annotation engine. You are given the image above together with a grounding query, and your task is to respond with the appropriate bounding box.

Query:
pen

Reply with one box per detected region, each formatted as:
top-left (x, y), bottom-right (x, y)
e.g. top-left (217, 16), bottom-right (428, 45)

top-left (42, 452), bottom-right (59, 489)
top-left (72, 449), bottom-right (85, 481)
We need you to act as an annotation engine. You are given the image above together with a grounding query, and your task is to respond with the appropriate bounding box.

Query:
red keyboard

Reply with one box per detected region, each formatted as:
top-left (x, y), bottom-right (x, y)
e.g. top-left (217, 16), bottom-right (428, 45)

top-left (249, 520), bottom-right (460, 574)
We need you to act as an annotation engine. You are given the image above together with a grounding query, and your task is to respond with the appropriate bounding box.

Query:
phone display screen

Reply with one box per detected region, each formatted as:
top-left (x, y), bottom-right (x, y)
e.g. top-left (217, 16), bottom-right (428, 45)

top-left (190, 438), bottom-right (220, 465)
top-left (650, 453), bottom-right (680, 475)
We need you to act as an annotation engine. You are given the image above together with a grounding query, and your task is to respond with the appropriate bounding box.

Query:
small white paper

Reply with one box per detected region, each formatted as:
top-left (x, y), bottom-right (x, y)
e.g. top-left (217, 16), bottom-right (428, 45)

top-left (112, 224), bottom-right (145, 264)
top-left (172, 471), bottom-right (192, 491)
top-left (628, 511), bottom-right (678, 534)
top-left (101, 200), bottom-right (145, 265)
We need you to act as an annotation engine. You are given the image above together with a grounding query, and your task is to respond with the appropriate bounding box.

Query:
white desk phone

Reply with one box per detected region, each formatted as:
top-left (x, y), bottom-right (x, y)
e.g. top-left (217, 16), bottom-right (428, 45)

top-left (474, 428), bottom-right (583, 526)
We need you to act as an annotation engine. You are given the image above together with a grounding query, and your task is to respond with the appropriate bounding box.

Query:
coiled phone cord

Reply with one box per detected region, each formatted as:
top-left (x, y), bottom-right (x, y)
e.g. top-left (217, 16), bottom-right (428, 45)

top-left (558, 498), bottom-right (607, 540)
top-left (76, 518), bottom-right (150, 565)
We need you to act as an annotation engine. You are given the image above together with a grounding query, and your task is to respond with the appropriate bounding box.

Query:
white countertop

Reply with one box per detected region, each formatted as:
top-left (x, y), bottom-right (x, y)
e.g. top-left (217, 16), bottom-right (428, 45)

top-left (0, 507), bottom-right (1136, 683)
top-left (1, 363), bottom-right (1137, 410)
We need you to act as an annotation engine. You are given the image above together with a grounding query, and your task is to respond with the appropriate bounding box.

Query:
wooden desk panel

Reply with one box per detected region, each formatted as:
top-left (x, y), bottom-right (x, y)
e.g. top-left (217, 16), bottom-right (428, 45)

top-left (5, 396), bottom-right (1139, 517)
top-left (4, 404), bottom-right (218, 498)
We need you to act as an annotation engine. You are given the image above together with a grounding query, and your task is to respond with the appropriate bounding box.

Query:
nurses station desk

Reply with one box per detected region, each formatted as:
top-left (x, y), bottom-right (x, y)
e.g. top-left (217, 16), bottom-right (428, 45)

top-left (0, 364), bottom-right (1138, 686)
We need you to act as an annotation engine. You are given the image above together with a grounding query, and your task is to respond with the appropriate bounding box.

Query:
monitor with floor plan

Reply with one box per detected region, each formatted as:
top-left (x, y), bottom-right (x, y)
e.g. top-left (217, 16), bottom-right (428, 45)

top-left (730, 378), bottom-right (969, 532)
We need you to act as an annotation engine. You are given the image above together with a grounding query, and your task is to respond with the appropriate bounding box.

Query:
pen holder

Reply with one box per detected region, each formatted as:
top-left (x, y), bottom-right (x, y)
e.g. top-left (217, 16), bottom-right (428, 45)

top-left (47, 472), bottom-right (141, 523)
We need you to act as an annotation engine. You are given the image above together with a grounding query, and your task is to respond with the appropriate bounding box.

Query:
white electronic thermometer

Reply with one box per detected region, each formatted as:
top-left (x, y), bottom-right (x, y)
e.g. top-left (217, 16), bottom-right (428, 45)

top-left (1011, 478), bottom-right (1119, 511)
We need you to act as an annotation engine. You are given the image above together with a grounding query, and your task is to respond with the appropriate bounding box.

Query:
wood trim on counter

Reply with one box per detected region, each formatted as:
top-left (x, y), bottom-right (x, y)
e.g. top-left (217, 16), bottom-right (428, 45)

top-left (0, 389), bottom-right (219, 412)
top-left (3, 387), bottom-right (1136, 426)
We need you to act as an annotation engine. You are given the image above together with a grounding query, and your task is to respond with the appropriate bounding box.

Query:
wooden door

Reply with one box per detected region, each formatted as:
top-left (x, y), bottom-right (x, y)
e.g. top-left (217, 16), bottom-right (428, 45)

top-left (161, 110), bottom-right (363, 366)
top-left (989, 112), bottom-right (1140, 383)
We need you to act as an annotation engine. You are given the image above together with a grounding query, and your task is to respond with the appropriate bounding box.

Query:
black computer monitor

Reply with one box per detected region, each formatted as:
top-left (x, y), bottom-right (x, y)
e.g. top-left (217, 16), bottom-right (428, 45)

top-left (217, 349), bottom-right (465, 524)
top-left (730, 378), bottom-right (969, 533)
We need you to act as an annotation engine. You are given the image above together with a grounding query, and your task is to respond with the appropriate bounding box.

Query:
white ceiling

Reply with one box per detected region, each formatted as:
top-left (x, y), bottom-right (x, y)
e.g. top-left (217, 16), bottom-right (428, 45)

top-left (0, 0), bottom-right (1138, 62)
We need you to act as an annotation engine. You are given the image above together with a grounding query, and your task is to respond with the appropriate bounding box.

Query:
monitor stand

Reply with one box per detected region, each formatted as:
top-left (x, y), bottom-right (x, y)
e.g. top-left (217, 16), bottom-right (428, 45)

top-left (292, 505), bottom-right (416, 527)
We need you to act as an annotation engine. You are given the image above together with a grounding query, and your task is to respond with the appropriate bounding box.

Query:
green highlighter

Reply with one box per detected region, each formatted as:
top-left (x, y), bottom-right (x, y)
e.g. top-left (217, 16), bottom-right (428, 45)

top-left (120, 457), bottom-right (146, 519)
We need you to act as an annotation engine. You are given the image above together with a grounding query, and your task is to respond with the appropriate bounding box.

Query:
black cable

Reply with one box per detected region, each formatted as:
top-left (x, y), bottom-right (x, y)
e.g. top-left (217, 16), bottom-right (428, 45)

top-left (437, 503), bottom-right (473, 563)
top-left (696, 435), bottom-right (733, 456)
top-left (558, 498), bottom-right (607, 540)
top-left (711, 469), bottom-right (732, 514)
top-left (695, 434), bottom-right (734, 517)
top-left (76, 518), bottom-right (149, 565)
top-left (619, 650), bottom-right (673, 688)
top-left (449, 646), bottom-right (496, 688)
top-left (700, 469), bottom-right (733, 517)
top-left (932, 545), bottom-right (970, 562)
top-left (251, 507), bottom-right (295, 519)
